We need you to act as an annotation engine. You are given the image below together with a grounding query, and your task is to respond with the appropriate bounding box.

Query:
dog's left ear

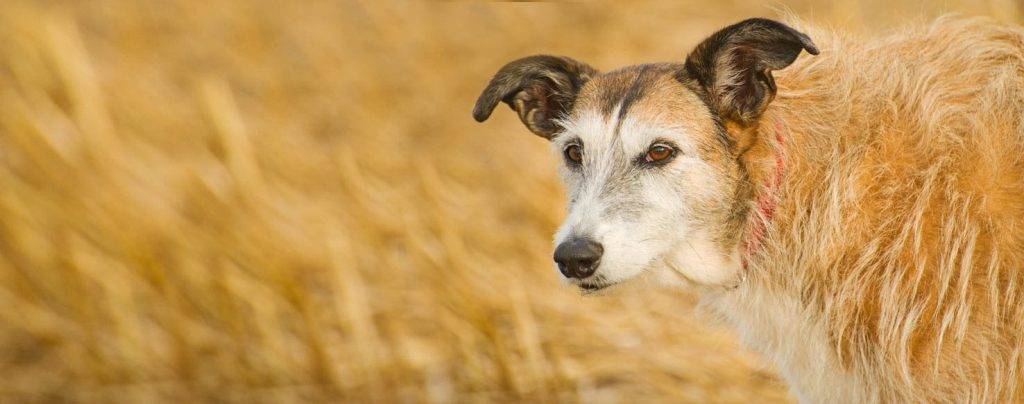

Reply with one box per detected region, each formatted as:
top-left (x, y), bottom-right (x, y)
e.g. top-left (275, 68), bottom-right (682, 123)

top-left (685, 18), bottom-right (818, 126)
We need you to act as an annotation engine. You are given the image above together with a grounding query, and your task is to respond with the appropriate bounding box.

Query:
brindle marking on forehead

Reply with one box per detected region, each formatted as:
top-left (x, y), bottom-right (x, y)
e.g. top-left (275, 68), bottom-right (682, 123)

top-left (572, 63), bottom-right (728, 159)
top-left (584, 63), bottom-right (686, 131)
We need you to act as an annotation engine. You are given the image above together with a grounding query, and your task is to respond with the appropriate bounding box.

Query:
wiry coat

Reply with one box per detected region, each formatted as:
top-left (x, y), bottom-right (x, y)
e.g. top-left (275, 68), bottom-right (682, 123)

top-left (707, 17), bottom-right (1024, 402)
top-left (475, 15), bottom-right (1024, 402)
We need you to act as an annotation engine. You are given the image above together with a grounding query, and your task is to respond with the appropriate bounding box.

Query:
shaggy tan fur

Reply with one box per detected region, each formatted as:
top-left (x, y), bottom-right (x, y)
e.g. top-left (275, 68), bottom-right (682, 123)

top-left (706, 16), bottom-right (1024, 402)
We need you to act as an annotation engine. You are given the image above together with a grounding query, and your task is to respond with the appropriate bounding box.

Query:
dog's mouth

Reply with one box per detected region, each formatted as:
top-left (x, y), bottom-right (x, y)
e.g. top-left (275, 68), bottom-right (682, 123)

top-left (577, 279), bottom-right (619, 294)
top-left (579, 282), bottom-right (605, 291)
top-left (573, 261), bottom-right (659, 294)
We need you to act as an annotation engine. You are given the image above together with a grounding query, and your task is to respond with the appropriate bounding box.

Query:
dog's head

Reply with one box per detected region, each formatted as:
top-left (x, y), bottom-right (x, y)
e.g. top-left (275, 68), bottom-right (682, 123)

top-left (473, 19), bottom-right (817, 291)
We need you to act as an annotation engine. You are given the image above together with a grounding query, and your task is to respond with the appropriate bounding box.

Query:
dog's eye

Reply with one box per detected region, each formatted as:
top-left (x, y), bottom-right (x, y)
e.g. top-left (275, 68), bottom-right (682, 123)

top-left (644, 144), bottom-right (675, 164)
top-left (564, 144), bottom-right (583, 165)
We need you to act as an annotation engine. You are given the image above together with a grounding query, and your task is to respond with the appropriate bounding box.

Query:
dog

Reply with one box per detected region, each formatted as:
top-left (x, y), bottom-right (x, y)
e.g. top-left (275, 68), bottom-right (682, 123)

top-left (473, 16), bottom-right (1024, 402)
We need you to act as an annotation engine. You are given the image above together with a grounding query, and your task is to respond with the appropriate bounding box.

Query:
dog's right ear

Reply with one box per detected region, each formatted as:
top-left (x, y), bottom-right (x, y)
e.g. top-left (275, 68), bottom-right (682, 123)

top-left (473, 55), bottom-right (597, 140)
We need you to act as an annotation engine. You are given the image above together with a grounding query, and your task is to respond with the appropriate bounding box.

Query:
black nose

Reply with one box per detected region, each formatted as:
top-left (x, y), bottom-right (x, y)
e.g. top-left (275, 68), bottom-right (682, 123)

top-left (553, 238), bottom-right (603, 279)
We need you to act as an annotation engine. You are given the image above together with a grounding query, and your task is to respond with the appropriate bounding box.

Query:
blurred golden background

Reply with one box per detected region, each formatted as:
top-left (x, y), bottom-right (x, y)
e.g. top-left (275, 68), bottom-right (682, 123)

top-left (0, 1), bottom-right (1019, 402)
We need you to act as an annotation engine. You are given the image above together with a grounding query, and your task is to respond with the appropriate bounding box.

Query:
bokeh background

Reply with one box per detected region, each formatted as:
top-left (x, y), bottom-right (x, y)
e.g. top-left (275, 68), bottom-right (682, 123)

top-left (0, 1), bottom-right (1020, 402)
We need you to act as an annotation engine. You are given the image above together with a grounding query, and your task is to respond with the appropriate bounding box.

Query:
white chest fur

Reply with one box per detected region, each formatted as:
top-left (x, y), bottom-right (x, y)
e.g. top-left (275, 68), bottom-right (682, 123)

top-left (702, 285), bottom-right (868, 403)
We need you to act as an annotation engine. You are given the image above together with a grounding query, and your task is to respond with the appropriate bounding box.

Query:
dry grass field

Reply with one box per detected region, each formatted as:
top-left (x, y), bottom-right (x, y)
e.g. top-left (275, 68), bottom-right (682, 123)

top-left (0, 1), bottom-right (1019, 402)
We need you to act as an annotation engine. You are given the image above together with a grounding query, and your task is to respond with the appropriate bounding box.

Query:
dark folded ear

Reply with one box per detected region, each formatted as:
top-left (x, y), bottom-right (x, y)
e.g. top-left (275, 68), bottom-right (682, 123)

top-left (473, 55), bottom-right (597, 139)
top-left (685, 18), bottom-right (818, 126)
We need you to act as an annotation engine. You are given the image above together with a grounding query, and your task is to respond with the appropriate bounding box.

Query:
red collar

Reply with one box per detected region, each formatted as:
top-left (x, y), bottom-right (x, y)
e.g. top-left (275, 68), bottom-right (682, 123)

top-left (740, 118), bottom-right (786, 269)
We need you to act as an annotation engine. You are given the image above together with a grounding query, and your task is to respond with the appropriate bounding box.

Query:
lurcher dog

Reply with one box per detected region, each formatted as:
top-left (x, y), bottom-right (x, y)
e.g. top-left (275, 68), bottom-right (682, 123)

top-left (474, 17), bottom-right (1024, 402)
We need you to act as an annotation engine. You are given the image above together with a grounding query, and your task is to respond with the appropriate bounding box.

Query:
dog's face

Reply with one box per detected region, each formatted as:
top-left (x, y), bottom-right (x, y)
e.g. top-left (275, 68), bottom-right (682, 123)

top-left (549, 65), bottom-right (748, 290)
top-left (473, 19), bottom-right (817, 291)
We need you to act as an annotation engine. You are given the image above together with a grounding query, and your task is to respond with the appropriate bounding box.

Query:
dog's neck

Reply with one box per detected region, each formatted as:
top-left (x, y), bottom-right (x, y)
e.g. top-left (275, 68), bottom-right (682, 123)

top-left (740, 117), bottom-right (787, 269)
